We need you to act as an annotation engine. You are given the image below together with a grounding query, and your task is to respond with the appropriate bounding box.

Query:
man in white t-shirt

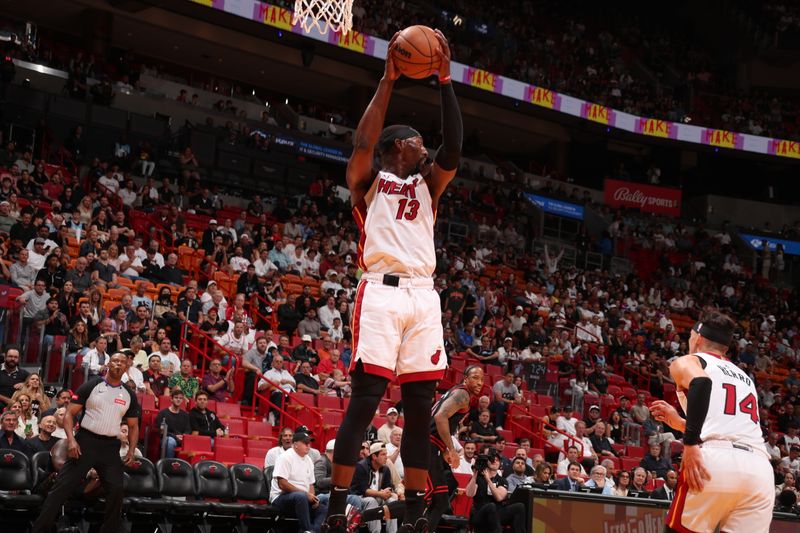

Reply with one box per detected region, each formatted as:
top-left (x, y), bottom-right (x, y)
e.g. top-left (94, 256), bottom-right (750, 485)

top-left (258, 355), bottom-right (296, 425)
top-left (556, 445), bottom-right (587, 476)
top-left (265, 427), bottom-right (295, 468)
top-left (253, 249), bottom-right (279, 278)
top-left (317, 296), bottom-right (342, 332)
top-left (121, 350), bottom-right (145, 392)
top-left (509, 306), bottom-right (527, 333)
top-left (154, 339), bottom-right (181, 376)
top-left (270, 431), bottom-right (328, 532)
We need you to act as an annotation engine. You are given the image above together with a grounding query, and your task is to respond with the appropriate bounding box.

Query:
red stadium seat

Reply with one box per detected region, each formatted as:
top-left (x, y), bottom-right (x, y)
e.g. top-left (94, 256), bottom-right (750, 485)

top-left (621, 457), bottom-right (640, 472)
top-left (224, 419), bottom-right (247, 438)
top-left (215, 446), bottom-right (244, 465)
top-left (215, 436), bottom-right (244, 450)
top-left (178, 435), bottom-right (214, 463)
top-left (317, 396), bottom-right (343, 412)
top-left (247, 420), bottom-right (273, 439)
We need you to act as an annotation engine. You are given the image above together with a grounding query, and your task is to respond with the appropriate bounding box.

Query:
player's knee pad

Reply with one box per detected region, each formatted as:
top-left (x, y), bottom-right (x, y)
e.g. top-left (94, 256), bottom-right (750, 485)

top-left (398, 380), bottom-right (437, 470)
top-left (332, 365), bottom-right (389, 466)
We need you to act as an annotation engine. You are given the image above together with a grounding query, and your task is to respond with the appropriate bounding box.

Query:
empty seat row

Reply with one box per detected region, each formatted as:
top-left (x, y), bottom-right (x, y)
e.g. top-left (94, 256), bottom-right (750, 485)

top-left (0, 449), bottom-right (283, 532)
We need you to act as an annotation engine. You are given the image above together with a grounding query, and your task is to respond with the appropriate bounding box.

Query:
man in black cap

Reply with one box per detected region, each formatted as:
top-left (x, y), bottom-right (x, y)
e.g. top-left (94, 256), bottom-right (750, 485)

top-left (270, 430), bottom-right (328, 533)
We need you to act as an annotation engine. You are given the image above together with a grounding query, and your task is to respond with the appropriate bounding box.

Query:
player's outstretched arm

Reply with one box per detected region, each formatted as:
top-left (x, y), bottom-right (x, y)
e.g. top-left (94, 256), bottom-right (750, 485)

top-left (428, 29), bottom-right (462, 204)
top-left (347, 33), bottom-right (401, 206)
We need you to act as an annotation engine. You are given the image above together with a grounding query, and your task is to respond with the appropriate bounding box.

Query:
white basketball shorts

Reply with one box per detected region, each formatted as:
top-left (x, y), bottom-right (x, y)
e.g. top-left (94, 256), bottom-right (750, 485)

top-left (665, 440), bottom-right (773, 533)
top-left (349, 273), bottom-right (446, 383)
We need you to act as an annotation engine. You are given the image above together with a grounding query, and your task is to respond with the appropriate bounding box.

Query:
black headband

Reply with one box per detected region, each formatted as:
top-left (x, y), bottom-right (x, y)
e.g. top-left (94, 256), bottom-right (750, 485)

top-left (692, 321), bottom-right (733, 347)
top-left (378, 124), bottom-right (421, 153)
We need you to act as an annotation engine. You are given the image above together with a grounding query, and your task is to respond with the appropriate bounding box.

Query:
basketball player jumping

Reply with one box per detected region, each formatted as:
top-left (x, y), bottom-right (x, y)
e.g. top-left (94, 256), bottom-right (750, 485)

top-left (322, 29), bottom-right (462, 533)
top-left (650, 311), bottom-right (773, 532)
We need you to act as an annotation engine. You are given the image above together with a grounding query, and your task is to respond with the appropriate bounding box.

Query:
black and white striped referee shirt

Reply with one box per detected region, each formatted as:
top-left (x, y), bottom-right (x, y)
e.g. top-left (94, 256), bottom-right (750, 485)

top-left (75, 377), bottom-right (140, 437)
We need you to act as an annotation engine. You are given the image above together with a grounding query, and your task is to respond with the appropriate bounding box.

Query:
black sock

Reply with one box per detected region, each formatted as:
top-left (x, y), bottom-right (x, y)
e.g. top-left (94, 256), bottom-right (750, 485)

top-left (328, 486), bottom-right (350, 517)
top-left (362, 500), bottom-right (404, 522)
top-left (403, 490), bottom-right (426, 525)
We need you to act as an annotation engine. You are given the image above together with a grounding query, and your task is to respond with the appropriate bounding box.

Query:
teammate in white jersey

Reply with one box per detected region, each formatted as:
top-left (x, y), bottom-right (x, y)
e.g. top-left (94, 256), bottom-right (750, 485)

top-left (324, 30), bottom-right (461, 533)
top-left (650, 311), bottom-right (773, 533)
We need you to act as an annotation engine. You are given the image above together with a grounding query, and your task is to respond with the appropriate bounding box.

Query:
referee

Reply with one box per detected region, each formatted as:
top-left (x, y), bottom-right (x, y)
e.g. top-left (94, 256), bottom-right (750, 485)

top-left (32, 352), bottom-right (140, 533)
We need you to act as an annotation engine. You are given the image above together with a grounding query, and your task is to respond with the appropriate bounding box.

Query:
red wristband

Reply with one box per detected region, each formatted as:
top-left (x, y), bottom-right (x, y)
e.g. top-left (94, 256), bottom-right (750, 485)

top-left (439, 75), bottom-right (452, 84)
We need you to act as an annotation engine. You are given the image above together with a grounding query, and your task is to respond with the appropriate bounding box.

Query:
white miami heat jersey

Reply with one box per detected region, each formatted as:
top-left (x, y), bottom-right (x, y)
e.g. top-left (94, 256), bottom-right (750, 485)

top-left (353, 170), bottom-right (436, 277)
top-left (677, 352), bottom-right (766, 452)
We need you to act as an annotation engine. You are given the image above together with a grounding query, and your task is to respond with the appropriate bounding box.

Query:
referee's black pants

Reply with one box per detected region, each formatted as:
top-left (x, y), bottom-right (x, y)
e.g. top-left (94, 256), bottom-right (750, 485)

top-left (31, 429), bottom-right (124, 533)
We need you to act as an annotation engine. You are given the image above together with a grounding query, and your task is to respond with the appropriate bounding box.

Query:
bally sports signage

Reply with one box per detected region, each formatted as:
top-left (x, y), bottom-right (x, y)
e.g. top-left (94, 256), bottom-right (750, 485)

top-left (604, 179), bottom-right (682, 217)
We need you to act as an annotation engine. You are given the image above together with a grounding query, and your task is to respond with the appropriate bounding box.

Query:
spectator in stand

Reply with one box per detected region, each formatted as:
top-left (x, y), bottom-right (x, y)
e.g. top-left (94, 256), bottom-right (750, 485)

top-left (14, 393), bottom-right (39, 439)
top-left (533, 463), bottom-right (553, 485)
top-left (470, 409), bottom-right (499, 444)
top-left (42, 389), bottom-right (72, 417)
top-left (780, 445), bottom-right (800, 473)
top-left (65, 257), bottom-right (92, 294)
top-left (557, 446), bottom-right (587, 477)
top-left (278, 294), bottom-right (303, 334)
top-left (202, 358), bottom-right (233, 402)
top-left (11, 250), bottom-right (38, 292)
top-left (155, 389), bottom-right (191, 458)
top-left (298, 309), bottom-right (322, 340)
top-left (217, 321), bottom-right (251, 365)
top-left (317, 296), bottom-right (342, 332)
top-left (590, 421), bottom-right (619, 459)
top-left (257, 355), bottom-right (296, 425)
top-left (490, 371), bottom-right (520, 430)
top-left (153, 338), bottom-right (180, 376)
top-left (265, 427), bottom-right (295, 468)
top-left (295, 361), bottom-right (321, 396)
top-left (349, 442), bottom-right (399, 533)
top-left (143, 354), bottom-right (170, 402)
top-left (466, 336), bottom-right (500, 365)
top-left (0, 410), bottom-right (30, 454)
top-left (584, 404), bottom-right (602, 430)
top-left (386, 427), bottom-right (404, 481)
top-left (168, 359), bottom-right (199, 400)
top-left (177, 286), bottom-right (203, 324)
top-left (25, 414), bottom-right (59, 455)
top-left (317, 349), bottom-right (346, 382)
top-left (269, 430), bottom-right (328, 533)
top-left (552, 461), bottom-right (585, 493)
top-left (587, 363), bottom-right (612, 397)
top-left (121, 350), bottom-right (145, 393)
top-left (629, 466), bottom-right (650, 496)
top-left (612, 470), bottom-right (631, 497)
top-left (269, 240), bottom-right (290, 271)
top-left (506, 457), bottom-right (534, 493)
top-left (584, 465), bottom-right (614, 495)
top-left (189, 390), bottom-right (226, 438)
top-left (630, 392), bottom-right (674, 446)
top-left (651, 469), bottom-right (678, 500)
top-left (293, 335), bottom-right (320, 366)
top-left (82, 336), bottom-right (110, 376)
top-left (377, 407), bottom-right (400, 444)
top-left (159, 253), bottom-right (183, 285)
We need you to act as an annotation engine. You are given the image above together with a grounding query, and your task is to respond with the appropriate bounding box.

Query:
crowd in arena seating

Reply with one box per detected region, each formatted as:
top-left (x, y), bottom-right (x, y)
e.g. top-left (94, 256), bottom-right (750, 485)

top-left (5, 2), bottom-right (800, 145)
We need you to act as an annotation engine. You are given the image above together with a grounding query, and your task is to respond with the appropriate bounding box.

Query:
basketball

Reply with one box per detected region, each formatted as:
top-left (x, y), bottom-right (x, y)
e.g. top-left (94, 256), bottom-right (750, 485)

top-left (391, 25), bottom-right (442, 79)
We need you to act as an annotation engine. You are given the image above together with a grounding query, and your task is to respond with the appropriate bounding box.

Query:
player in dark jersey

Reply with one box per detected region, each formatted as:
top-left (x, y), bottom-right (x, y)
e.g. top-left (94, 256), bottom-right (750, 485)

top-left (426, 365), bottom-right (484, 531)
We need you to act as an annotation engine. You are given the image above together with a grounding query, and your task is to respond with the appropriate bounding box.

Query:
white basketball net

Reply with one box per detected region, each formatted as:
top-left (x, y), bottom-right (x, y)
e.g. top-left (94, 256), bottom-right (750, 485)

top-left (293, 0), bottom-right (354, 35)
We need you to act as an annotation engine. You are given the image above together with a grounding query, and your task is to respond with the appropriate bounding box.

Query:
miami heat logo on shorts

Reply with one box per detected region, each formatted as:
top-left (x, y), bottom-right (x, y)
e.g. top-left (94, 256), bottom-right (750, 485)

top-left (430, 350), bottom-right (441, 365)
